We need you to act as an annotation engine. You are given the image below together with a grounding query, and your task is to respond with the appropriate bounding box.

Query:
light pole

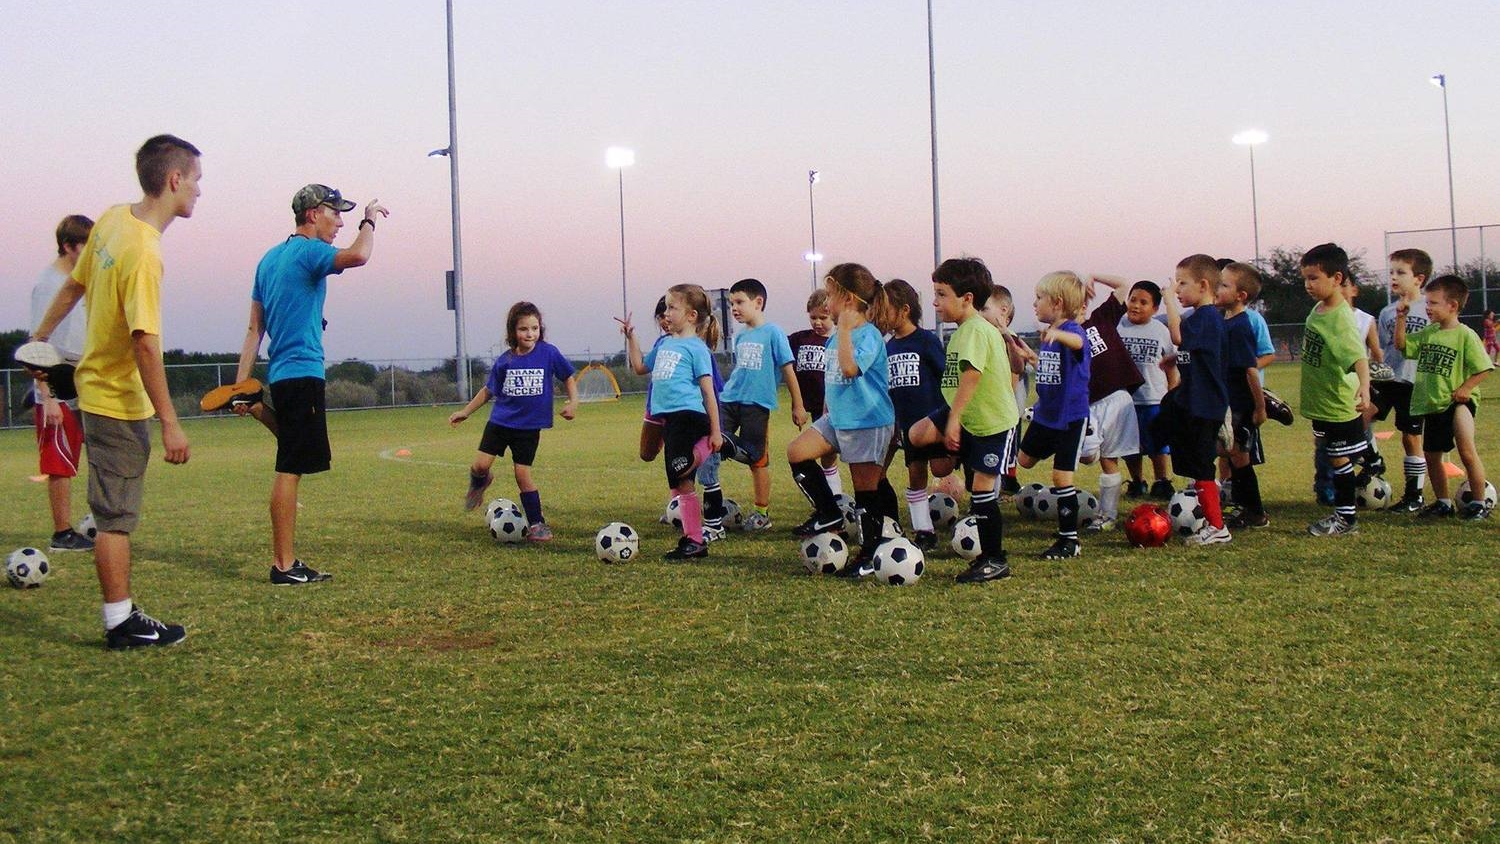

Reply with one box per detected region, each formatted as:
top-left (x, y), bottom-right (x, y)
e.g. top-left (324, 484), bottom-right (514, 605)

top-left (1430, 73), bottom-right (1458, 272)
top-left (430, 0), bottom-right (469, 399)
top-left (804, 170), bottom-right (822, 289)
top-left (926, 0), bottom-right (941, 278)
top-left (1232, 129), bottom-right (1268, 268)
top-left (606, 147), bottom-right (635, 321)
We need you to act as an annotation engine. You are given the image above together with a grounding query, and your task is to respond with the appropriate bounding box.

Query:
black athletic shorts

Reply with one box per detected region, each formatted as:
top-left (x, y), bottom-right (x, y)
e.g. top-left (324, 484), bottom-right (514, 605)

top-left (720, 401), bottom-right (771, 467)
top-left (1168, 415), bottom-right (1220, 481)
top-left (1228, 407), bottom-right (1265, 466)
top-left (478, 422), bottom-right (540, 465)
top-left (271, 377), bottom-right (331, 476)
top-left (1369, 381), bottom-right (1424, 435)
top-left (1311, 416), bottom-right (1368, 461)
top-left (897, 415), bottom-right (951, 467)
top-left (660, 410), bottom-right (711, 487)
top-left (923, 407), bottom-right (1008, 474)
top-left (1019, 417), bottom-right (1086, 472)
top-left (1422, 400), bottom-right (1476, 454)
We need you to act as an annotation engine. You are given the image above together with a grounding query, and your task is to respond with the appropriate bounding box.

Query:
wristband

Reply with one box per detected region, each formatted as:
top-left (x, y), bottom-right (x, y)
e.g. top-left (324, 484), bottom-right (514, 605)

top-left (359, 218), bottom-right (375, 231)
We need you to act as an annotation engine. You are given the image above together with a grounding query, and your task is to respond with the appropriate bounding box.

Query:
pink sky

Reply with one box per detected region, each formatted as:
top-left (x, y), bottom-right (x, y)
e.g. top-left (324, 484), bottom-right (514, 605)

top-left (3, 1), bottom-right (1498, 364)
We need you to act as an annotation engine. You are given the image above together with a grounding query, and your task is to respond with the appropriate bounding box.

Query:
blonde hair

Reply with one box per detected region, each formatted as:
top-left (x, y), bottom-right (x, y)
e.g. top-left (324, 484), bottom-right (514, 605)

top-left (667, 283), bottom-right (720, 349)
top-left (824, 263), bottom-right (896, 332)
top-left (806, 289), bottom-right (831, 312)
top-left (1035, 271), bottom-right (1085, 319)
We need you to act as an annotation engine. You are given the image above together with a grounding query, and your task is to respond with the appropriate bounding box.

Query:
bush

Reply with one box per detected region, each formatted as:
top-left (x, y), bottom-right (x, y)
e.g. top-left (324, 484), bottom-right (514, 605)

top-left (325, 379), bottom-right (380, 409)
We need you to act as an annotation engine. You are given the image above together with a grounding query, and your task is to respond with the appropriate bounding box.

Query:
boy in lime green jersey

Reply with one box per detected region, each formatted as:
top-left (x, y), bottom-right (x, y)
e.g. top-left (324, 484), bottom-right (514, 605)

top-left (1394, 274), bottom-right (1494, 520)
top-left (1298, 243), bottom-right (1371, 537)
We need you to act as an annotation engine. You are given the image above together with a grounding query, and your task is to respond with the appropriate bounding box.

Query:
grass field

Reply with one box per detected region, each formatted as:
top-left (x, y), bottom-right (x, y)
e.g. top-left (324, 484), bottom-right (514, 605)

top-left (1, 368), bottom-right (1497, 841)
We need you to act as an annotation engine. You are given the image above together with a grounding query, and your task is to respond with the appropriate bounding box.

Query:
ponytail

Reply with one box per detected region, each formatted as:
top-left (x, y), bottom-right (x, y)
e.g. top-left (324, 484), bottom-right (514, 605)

top-left (666, 283), bottom-right (720, 349)
top-left (824, 262), bottom-right (895, 331)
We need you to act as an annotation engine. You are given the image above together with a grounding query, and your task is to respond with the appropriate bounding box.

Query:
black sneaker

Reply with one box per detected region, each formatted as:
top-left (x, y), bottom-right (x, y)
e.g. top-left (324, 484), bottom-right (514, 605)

top-left (105, 605), bottom-right (186, 650)
top-left (790, 513), bottom-right (821, 537)
top-left (1418, 500), bottom-right (1456, 519)
top-left (955, 553), bottom-right (1011, 583)
top-left (1149, 479), bottom-right (1175, 500)
top-left (1391, 493), bottom-right (1425, 514)
top-left (1225, 509), bottom-right (1270, 530)
top-left (664, 537), bottom-right (708, 560)
top-left (1125, 480), bottom-right (1148, 499)
top-left (1460, 502), bottom-right (1492, 521)
top-left (836, 545), bottom-right (880, 579)
top-left (270, 560), bottom-right (332, 585)
top-left (793, 512), bottom-right (844, 538)
top-left (1262, 388), bottom-right (1295, 426)
top-left (912, 530), bottom-right (938, 552)
top-left (49, 528), bottom-right (94, 552)
top-left (1039, 537), bottom-right (1081, 560)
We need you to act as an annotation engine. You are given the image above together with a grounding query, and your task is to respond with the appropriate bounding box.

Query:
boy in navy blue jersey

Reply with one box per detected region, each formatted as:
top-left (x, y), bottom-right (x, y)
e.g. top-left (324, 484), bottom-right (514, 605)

top-left (882, 279), bottom-right (953, 550)
top-left (1216, 264), bottom-right (1269, 530)
top-left (1163, 254), bottom-right (1231, 545)
top-left (711, 278), bottom-right (808, 534)
top-left (1016, 271), bottom-right (1090, 560)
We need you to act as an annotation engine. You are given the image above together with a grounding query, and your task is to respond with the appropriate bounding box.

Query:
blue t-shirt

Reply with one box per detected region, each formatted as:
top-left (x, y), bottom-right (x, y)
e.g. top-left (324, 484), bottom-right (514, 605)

top-left (886, 328), bottom-right (947, 430)
top-left (645, 335), bottom-right (714, 415)
top-left (721, 322), bottom-right (793, 409)
top-left (825, 322), bottom-right (894, 430)
top-left (253, 236), bottom-right (342, 383)
top-left (1032, 321), bottom-right (1090, 427)
top-left (483, 341), bottom-right (575, 430)
top-left (1223, 312), bottom-right (1259, 414)
top-left (1247, 308), bottom-right (1274, 385)
top-left (1176, 305), bottom-right (1228, 420)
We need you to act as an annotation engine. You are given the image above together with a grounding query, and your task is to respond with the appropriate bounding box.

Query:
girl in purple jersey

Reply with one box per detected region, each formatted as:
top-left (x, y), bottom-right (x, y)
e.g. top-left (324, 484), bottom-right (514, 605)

top-left (450, 302), bottom-right (578, 540)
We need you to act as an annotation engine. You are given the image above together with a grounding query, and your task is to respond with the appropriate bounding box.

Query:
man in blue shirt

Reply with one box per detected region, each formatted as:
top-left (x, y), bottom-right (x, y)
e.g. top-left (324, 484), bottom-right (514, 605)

top-left (231, 184), bottom-right (388, 585)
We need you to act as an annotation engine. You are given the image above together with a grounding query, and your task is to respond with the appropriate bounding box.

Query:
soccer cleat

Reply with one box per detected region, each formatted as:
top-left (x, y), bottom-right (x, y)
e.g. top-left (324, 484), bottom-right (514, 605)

top-left (912, 530), bottom-right (938, 551)
top-left (1307, 514), bottom-right (1358, 536)
top-left (1356, 455), bottom-right (1387, 486)
top-left (105, 606), bottom-right (186, 650)
top-left (463, 471), bottom-right (493, 511)
top-left (741, 512), bottom-right (773, 532)
top-left (1369, 361), bottom-right (1397, 382)
top-left (1262, 388), bottom-right (1295, 426)
top-left (1391, 493), bottom-right (1424, 514)
top-left (1125, 480), bottom-right (1148, 499)
top-left (1083, 515), bottom-right (1116, 533)
top-left (955, 553), bottom-right (1011, 583)
top-left (664, 537), bottom-right (708, 560)
top-left (702, 524), bottom-right (726, 543)
top-left (793, 512), bottom-right (844, 538)
top-left (200, 378), bottom-right (265, 413)
top-left (270, 560), bottom-right (332, 585)
top-left (48, 528), bottom-right (94, 552)
top-left (1038, 537), bottom-right (1081, 560)
top-left (1149, 479), bottom-right (1175, 500)
top-left (526, 523), bottom-right (554, 542)
top-left (1225, 509), bottom-right (1270, 530)
top-left (1459, 502), bottom-right (1492, 522)
top-left (790, 513), bottom-right (820, 537)
top-left (1186, 524), bottom-right (1232, 546)
top-left (1418, 501), bottom-right (1456, 519)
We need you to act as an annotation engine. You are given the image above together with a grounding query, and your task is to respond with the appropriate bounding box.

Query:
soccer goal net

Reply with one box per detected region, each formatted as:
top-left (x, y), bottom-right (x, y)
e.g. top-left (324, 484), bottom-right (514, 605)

top-left (576, 363), bottom-right (621, 403)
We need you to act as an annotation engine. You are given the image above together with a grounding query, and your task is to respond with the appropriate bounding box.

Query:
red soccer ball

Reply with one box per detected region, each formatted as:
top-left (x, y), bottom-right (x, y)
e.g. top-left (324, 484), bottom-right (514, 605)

top-left (1123, 503), bottom-right (1173, 548)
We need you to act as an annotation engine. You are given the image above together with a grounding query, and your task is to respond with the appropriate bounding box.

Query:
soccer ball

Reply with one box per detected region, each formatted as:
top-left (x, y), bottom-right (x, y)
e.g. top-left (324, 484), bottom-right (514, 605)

top-left (485, 497), bottom-right (518, 524)
top-left (839, 503), bottom-right (900, 547)
top-left (721, 499), bottom-right (743, 530)
top-left (801, 533), bottom-right (849, 574)
top-left (78, 513), bottom-right (97, 540)
top-left (1456, 480), bottom-right (1498, 509)
top-left (595, 522), bottom-right (639, 563)
top-left (871, 538), bottom-right (925, 586)
top-left (1355, 476), bottom-right (1393, 510)
top-left (1167, 489), bottom-right (1205, 537)
top-left (1017, 483), bottom-right (1049, 519)
top-left (1033, 487), bottom-right (1058, 519)
top-left (951, 516), bottom-right (982, 561)
top-left (1123, 504), bottom-right (1172, 548)
top-left (488, 503), bottom-right (528, 543)
top-left (1075, 491), bottom-right (1100, 525)
top-left (6, 547), bottom-right (50, 589)
top-left (662, 496), bottom-right (685, 530)
top-left (927, 492), bottom-right (959, 532)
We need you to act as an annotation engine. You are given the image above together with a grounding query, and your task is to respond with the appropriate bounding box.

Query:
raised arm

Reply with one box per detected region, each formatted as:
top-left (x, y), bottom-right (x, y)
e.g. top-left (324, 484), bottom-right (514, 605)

top-left (617, 314), bottom-right (649, 375)
top-left (333, 199), bottom-right (389, 271)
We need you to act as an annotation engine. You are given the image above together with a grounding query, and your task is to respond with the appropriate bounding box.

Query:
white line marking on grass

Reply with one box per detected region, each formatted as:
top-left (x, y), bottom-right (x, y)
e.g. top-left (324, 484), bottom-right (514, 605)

top-left (378, 445), bottom-right (469, 469)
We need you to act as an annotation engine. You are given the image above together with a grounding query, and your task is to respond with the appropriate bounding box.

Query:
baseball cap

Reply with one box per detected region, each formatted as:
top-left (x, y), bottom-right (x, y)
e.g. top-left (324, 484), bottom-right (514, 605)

top-left (292, 184), bottom-right (357, 215)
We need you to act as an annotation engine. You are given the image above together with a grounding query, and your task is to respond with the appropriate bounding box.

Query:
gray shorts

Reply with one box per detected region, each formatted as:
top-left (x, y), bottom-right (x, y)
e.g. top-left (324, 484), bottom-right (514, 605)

top-left (82, 411), bottom-right (151, 534)
top-left (811, 415), bottom-right (895, 465)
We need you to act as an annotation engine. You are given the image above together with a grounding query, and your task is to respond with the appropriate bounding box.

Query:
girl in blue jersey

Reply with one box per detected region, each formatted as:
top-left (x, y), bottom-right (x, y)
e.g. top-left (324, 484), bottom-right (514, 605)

top-left (882, 279), bottom-right (954, 550)
top-left (787, 263), bottom-right (899, 576)
top-left (450, 302), bottom-right (578, 541)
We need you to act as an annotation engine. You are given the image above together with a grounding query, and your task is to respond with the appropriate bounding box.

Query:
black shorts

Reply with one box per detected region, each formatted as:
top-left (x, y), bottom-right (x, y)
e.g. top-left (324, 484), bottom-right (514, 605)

top-left (1019, 418), bottom-right (1086, 472)
top-left (1168, 415), bottom-right (1219, 481)
top-left (721, 401), bottom-right (771, 467)
top-left (1227, 407), bottom-right (1265, 466)
top-left (1369, 381), bottom-right (1424, 435)
top-left (924, 408), bottom-right (1009, 475)
top-left (271, 377), bottom-right (331, 476)
top-left (478, 422), bottom-right (540, 465)
top-left (1311, 416), bottom-right (1368, 461)
top-left (660, 410), bottom-right (710, 487)
top-left (1422, 400), bottom-right (1476, 454)
top-left (897, 416), bottom-right (951, 467)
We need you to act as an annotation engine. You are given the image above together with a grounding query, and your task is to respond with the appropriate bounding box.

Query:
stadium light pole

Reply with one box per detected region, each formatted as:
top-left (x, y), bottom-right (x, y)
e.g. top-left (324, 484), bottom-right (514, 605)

top-left (430, 0), bottom-right (469, 399)
top-left (1430, 73), bottom-right (1458, 273)
top-left (926, 0), bottom-right (942, 292)
top-left (1232, 129), bottom-right (1268, 268)
top-left (606, 147), bottom-right (635, 322)
top-left (805, 170), bottom-right (822, 290)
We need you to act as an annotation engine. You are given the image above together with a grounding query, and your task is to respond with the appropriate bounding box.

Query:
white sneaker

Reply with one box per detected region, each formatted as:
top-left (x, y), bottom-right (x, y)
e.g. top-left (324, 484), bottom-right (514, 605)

top-left (742, 512), bottom-right (773, 532)
top-left (1185, 524), bottom-right (1232, 546)
top-left (703, 524), bottom-right (727, 543)
top-left (1083, 515), bottom-right (1116, 533)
